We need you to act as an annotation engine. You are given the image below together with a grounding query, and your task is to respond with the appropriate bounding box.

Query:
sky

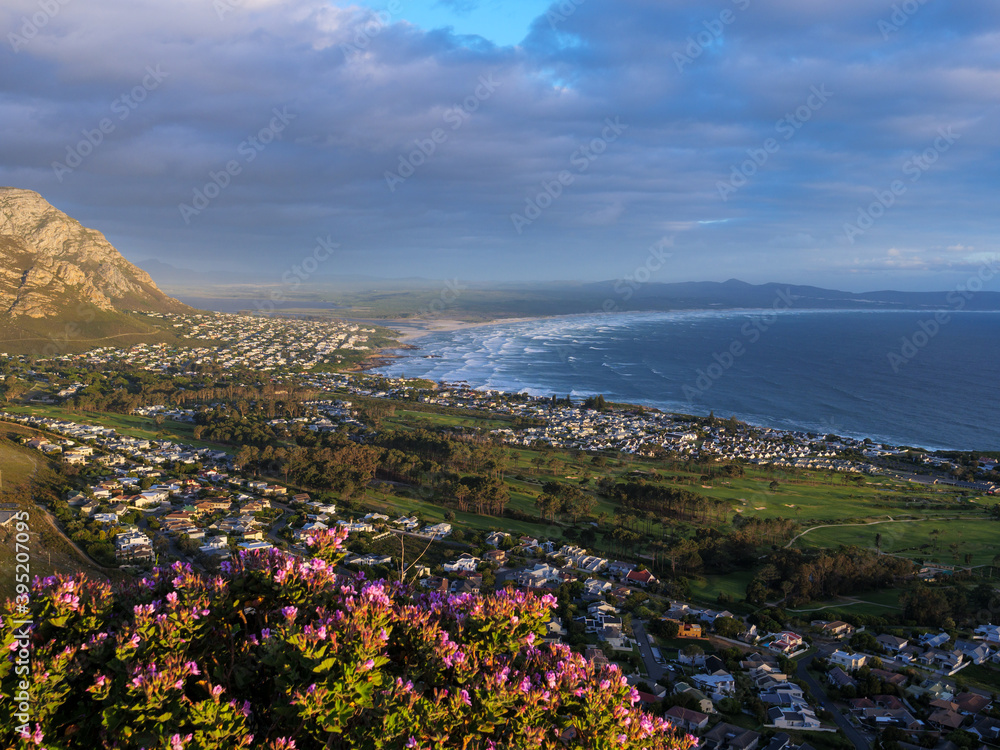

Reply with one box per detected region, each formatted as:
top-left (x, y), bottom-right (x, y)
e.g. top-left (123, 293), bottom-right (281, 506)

top-left (2, 0), bottom-right (999, 291)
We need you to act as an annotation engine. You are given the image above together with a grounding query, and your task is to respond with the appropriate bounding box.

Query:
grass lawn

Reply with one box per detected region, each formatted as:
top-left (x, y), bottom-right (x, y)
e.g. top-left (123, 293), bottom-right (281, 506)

top-left (958, 663), bottom-right (1000, 693)
top-left (688, 571), bottom-right (755, 605)
top-left (795, 517), bottom-right (1000, 566)
top-left (385, 408), bottom-right (509, 431)
top-left (4, 404), bottom-right (232, 452)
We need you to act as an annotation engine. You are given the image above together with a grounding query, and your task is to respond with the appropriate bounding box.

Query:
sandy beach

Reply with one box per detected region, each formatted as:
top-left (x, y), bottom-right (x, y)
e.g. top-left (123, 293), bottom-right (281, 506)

top-left (383, 316), bottom-right (544, 344)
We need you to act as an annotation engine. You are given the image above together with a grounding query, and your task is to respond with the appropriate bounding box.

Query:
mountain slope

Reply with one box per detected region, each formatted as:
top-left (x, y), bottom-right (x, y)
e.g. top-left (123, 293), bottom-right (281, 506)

top-left (0, 188), bottom-right (192, 353)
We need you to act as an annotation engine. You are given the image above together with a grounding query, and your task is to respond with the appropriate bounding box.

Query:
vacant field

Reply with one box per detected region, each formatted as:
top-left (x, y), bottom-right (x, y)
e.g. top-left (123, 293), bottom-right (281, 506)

top-left (0, 438), bottom-right (41, 489)
top-left (0, 438), bottom-right (113, 600)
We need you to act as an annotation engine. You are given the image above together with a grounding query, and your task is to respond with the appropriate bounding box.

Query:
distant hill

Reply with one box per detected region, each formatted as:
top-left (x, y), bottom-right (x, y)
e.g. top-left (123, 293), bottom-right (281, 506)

top-left (0, 188), bottom-right (192, 354)
top-left (578, 278), bottom-right (1000, 311)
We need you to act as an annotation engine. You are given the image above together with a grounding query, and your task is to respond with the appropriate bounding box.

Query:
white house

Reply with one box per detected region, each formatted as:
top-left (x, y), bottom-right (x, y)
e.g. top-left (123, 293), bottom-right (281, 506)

top-left (422, 523), bottom-right (452, 539)
top-left (443, 555), bottom-right (481, 574)
top-left (692, 672), bottom-right (736, 701)
top-left (975, 625), bottom-right (1000, 645)
top-left (830, 651), bottom-right (868, 670)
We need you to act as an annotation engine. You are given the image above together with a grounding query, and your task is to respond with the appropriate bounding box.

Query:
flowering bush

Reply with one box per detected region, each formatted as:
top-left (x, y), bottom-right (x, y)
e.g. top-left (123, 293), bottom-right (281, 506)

top-left (2, 529), bottom-right (694, 750)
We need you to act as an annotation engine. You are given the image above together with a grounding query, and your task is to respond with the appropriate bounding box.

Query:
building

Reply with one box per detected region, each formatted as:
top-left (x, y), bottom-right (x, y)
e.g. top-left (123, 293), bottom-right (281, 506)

top-left (422, 523), bottom-right (452, 539)
top-left (770, 632), bottom-right (804, 654)
top-left (812, 620), bottom-right (854, 638)
top-left (767, 707), bottom-right (821, 730)
top-left (703, 723), bottom-right (760, 750)
top-left (667, 619), bottom-right (703, 638)
top-left (664, 705), bottom-right (710, 733)
top-left (827, 667), bottom-right (856, 690)
top-left (876, 634), bottom-right (909, 653)
top-left (115, 530), bottom-right (154, 564)
top-left (829, 651), bottom-right (868, 670)
top-left (625, 569), bottom-right (657, 587)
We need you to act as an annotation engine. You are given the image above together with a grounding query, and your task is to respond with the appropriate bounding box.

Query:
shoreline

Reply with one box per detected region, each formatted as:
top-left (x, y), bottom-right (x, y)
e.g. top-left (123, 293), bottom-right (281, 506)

top-left (353, 324), bottom-right (993, 454)
top-left (380, 316), bottom-right (548, 344)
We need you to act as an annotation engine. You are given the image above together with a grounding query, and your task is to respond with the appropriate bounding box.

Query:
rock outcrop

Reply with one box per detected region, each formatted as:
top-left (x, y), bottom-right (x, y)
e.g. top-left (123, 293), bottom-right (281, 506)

top-left (0, 187), bottom-right (189, 319)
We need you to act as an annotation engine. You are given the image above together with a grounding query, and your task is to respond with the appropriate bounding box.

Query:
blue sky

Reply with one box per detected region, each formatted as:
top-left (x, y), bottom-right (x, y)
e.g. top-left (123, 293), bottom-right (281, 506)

top-left (353, 0), bottom-right (553, 47)
top-left (1, 0), bottom-right (999, 292)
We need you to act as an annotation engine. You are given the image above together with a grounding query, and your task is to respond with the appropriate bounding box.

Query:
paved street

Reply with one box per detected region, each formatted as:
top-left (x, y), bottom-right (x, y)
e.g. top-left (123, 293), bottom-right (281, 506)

top-left (796, 652), bottom-right (870, 750)
top-left (631, 621), bottom-right (668, 683)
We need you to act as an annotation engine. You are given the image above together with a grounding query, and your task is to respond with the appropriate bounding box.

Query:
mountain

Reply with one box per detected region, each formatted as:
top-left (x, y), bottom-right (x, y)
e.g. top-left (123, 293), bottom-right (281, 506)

top-left (0, 188), bottom-right (192, 353)
top-left (578, 278), bottom-right (1000, 311)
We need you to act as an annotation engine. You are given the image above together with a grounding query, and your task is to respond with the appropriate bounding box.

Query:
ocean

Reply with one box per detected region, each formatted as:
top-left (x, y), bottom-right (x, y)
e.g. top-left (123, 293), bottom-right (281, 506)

top-left (374, 310), bottom-right (1000, 451)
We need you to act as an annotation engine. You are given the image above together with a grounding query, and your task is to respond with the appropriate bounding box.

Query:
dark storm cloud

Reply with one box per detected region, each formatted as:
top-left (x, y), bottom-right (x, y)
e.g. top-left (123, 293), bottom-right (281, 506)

top-left (0, 0), bottom-right (997, 290)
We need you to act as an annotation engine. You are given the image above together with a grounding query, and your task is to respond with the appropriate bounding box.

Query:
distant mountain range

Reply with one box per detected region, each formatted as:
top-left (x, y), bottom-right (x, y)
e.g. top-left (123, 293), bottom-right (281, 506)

top-left (576, 278), bottom-right (1000, 311)
top-left (0, 188), bottom-right (191, 354)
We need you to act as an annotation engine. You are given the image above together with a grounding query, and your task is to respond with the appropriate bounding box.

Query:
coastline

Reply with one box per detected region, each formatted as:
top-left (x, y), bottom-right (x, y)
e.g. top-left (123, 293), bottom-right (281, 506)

top-left (354, 316), bottom-right (543, 373)
top-left (383, 316), bottom-right (548, 344)
top-left (350, 310), bottom-right (999, 451)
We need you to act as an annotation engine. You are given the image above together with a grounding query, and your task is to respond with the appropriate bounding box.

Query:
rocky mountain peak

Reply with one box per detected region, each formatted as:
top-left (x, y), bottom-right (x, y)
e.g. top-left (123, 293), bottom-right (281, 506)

top-left (0, 187), bottom-right (189, 319)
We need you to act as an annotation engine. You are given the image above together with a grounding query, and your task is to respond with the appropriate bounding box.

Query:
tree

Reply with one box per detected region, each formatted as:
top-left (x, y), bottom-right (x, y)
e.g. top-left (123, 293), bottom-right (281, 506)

top-left (714, 617), bottom-right (742, 639)
top-left (850, 631), bottom-right (881, 653)
top-left (651, 619), bottom-right (680, 639)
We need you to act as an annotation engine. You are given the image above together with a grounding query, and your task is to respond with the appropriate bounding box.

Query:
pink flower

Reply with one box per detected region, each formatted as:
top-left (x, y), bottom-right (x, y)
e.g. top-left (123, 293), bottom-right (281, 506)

top-left (19, 724), bottom-right (44, 744)
top-left (360, 659), bottom-right (375, 672)
top-left (460, 689), bottom-right (471, 706)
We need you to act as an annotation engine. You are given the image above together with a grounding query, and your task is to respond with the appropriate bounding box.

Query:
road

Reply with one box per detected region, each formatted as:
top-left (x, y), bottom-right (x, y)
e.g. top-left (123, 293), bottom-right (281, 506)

top-left (631, 620), bottom-right (669, 684)
top-left (796, 652), bottom-right (870, 750)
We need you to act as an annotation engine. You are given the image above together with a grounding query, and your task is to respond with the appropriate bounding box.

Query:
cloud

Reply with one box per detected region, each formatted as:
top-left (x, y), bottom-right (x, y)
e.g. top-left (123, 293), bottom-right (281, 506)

top-left (0, 0), bottom-right (998, 288)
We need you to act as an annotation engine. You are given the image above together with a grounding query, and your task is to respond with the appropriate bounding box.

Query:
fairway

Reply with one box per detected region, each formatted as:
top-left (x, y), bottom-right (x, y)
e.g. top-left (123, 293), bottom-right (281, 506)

top-left (697, 470), bottom-right (972, 523)
top-left (794, 517), bottom-right (1000, 567)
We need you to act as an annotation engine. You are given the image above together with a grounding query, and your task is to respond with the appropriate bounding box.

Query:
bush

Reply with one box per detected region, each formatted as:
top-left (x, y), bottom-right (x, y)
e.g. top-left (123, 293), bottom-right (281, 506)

top-left (2, 529), bottom-right (695, 750)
